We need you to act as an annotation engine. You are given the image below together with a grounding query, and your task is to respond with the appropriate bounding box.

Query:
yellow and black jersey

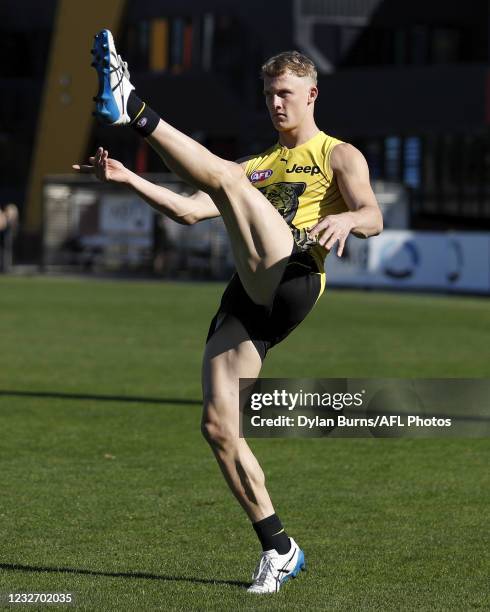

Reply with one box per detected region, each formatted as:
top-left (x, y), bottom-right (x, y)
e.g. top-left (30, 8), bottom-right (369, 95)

top-left (244, 131), bottom-right (348, 272)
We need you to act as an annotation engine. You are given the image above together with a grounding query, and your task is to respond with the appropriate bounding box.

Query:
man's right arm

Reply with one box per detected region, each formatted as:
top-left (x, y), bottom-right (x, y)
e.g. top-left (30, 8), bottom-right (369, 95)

top-left (125, 171), bottom-right (220, 225)
top-left (73, 147), bottom-right (220, 225)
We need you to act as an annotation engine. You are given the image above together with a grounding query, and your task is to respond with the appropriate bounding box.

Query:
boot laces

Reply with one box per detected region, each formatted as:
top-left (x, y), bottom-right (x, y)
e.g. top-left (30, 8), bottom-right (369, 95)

top-left (253, 553), bottom-right (278, 589)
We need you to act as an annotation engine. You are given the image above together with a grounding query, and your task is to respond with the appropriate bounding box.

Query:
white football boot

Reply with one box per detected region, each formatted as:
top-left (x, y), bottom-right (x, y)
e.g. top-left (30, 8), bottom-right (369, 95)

top-left (91, 29), bottom-right (134, 125)
top-left (247, 538), bottom-right (306, 594)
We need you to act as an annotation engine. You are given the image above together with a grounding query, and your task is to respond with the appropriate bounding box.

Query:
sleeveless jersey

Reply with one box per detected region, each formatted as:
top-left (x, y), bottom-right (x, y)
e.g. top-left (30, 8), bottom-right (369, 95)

top-left (244, 131), bottom-right (348, 273)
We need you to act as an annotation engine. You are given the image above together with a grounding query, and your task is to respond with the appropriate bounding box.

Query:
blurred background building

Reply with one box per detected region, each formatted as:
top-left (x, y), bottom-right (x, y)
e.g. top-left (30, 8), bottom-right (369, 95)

top-left (1, 0), bottom-right (490, 289)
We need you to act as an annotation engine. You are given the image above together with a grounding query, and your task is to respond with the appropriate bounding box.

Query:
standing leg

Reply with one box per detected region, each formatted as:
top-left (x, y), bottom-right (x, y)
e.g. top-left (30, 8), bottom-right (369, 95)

top-left (201, 314), bottom-right (274, 521)
top-left (202, 314), bottom-right (306, 593)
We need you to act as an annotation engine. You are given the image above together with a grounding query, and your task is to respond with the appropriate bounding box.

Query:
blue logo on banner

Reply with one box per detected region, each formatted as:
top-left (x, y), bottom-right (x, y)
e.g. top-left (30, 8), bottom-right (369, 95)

top-left (381, 240), bottom-right (420, 279)
top-left (446, 238), bottom-right (464, 283)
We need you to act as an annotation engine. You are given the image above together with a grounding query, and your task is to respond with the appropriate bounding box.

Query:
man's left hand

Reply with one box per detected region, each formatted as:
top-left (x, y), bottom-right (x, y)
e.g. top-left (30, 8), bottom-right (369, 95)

top-left (308, 212), bottom-right (354, 257)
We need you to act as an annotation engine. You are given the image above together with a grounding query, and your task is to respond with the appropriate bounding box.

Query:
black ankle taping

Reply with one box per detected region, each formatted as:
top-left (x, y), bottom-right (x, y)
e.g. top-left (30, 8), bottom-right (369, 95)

top-left (127, 92), bottom-right (160, 137)
top-left (252, 513), bottom-right (291, 555)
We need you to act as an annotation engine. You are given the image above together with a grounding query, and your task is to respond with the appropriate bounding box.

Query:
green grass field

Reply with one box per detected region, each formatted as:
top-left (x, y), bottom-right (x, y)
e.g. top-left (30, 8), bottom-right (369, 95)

top-left (0, 276), bottom-right (488, 611)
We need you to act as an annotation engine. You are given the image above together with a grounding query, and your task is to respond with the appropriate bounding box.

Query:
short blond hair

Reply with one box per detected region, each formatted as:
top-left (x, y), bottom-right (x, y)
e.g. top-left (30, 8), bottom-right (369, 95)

top-left (261, 51), bottom-right (317, 84)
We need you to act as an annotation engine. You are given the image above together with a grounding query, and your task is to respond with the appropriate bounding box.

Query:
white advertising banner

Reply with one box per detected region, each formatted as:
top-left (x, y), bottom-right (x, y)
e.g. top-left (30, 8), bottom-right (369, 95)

top-left (326, 231), bottom-right (490, 294)
top-left (100, 195), bottom-right (153, 234)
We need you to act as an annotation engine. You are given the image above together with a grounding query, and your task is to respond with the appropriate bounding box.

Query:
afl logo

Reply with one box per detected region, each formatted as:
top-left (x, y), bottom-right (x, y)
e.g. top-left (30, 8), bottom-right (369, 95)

top-left (250, 169), bottom-right (273, 183)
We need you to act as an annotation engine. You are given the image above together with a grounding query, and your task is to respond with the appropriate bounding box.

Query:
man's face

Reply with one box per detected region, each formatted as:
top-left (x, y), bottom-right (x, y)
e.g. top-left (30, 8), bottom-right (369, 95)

top-left (263, 71), bottom-right (317, 132)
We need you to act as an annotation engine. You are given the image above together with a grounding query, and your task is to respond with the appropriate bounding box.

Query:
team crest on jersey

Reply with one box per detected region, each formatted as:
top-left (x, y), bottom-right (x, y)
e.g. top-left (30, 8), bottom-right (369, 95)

top-left (250, 169), bottom-right (273, 183)
top-left (258, 181), bottom-right (305, 224)
top-left (258, 181), bottom-right (318, 250)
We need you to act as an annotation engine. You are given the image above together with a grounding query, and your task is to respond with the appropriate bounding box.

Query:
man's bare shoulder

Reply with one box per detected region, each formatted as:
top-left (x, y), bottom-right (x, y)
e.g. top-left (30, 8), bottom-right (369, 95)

top-left (330, 142), bottom-right (367, 173)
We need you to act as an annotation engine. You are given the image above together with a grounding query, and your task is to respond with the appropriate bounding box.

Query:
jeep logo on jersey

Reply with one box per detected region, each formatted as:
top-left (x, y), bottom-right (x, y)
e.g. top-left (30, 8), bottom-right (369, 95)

top-left (286, 163), bottom-right (321, 175)
top-left (250, 169), bottom-right (273, 182)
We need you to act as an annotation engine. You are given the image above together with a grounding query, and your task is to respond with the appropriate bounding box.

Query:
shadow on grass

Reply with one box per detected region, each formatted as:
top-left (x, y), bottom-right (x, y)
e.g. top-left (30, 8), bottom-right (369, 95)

top-left (0, 390), bottom-right (201, 406)
top-left (0, 562), bottom-right (249, 589)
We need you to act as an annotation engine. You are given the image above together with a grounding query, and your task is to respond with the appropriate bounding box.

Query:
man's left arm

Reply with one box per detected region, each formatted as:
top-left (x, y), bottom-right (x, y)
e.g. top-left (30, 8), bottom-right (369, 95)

top-left (309, 143), bottom-right (383, 256)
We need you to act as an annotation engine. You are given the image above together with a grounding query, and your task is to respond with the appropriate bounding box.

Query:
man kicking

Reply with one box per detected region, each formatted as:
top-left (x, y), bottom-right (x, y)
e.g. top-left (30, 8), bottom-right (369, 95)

top-left (74, 29), bottom-right (383, 594)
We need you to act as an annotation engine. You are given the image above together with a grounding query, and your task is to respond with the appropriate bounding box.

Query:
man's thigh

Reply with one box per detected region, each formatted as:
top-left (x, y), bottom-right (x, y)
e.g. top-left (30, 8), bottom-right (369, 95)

top-left (213, 178), bottom-right (294, 307)
top-left (202, 315), bottom-right (262, 434)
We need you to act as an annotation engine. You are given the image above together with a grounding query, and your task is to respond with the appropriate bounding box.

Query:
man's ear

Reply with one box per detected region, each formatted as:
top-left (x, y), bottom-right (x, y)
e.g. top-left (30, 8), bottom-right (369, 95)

top-left (308, 86), bottom-right (318, 104)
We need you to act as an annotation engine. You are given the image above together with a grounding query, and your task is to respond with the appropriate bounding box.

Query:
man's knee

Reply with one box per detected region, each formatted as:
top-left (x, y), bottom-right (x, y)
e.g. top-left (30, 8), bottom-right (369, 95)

top-left (212, 160), bottom-right (247, 194)
top-left (201, 401), bottom-right (237, 451)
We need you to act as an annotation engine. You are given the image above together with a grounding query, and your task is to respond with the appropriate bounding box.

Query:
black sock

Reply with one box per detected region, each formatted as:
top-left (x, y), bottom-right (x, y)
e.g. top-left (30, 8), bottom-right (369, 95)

top-left (127, 92), bottom-right (160, 137)
top-left (252, 514), bottom-right (291, 555)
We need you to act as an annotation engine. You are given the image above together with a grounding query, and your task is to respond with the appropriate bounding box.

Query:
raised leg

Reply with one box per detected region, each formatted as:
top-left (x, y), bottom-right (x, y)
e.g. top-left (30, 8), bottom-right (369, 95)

top-left (92, 28), bottom-right (294, 306)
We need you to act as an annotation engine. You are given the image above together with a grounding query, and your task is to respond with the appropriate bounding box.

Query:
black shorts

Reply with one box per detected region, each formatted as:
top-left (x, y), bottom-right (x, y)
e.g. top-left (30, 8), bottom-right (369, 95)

top-left (206, 248), bottom-right (324, 360)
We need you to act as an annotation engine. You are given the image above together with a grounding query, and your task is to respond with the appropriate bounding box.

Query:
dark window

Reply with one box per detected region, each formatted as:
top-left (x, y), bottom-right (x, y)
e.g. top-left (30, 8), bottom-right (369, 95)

top-left (431, 27), bottom-right (461, 64)
top-left (363, 140), bottom-right (383, 181)
top-left (385, 136), bottom-right (401, 181)
top-left (409, 25), bottom-right (429, 65)
top-left (403, 137), bottom-right (421, 188)
top-left (393, 28), bottom-right (407, 65)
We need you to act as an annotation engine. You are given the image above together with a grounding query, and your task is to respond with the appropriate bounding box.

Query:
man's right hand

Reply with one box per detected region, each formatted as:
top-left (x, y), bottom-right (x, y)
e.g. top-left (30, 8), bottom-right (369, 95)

top-left (72, 147), bottom-right (129, 183)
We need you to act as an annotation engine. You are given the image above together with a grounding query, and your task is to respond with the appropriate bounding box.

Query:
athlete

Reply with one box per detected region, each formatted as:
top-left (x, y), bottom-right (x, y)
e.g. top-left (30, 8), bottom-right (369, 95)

top-left (73, 30), bottom-right (383, 594)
